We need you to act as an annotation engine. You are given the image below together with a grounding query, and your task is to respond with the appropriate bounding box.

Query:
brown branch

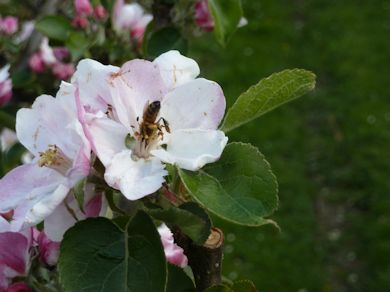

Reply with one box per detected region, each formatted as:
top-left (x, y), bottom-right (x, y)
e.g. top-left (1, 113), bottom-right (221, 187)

top-left (174, 227), bottom-right (224, 291)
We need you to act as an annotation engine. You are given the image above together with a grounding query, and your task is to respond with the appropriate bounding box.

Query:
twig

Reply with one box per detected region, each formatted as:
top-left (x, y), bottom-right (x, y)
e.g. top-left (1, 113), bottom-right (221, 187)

top-left (174, 227), bottom-right (224, 291)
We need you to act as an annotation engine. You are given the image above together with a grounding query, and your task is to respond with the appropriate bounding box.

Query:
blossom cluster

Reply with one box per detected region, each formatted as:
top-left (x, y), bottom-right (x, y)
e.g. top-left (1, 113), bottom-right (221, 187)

top-left (29, 38), bottom-right (75, 81)
top-left (0, 50), bottom-right (227, 289)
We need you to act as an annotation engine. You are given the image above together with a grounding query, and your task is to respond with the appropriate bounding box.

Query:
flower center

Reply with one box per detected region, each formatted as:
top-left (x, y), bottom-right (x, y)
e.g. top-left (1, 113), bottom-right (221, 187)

top-left (38, 144), bottom-right (72, 175)
top-left (129, 101), bottom-right (170, 160)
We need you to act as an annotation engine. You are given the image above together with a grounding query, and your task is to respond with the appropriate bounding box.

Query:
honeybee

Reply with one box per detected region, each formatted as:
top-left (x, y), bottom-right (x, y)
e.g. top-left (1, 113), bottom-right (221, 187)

top-left (135, 101), bottom-right (170, 147)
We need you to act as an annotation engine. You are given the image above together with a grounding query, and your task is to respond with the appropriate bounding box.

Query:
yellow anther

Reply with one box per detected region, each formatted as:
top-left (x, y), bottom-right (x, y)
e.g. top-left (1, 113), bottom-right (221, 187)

top-left (38, 145), bottom-right (72, 175)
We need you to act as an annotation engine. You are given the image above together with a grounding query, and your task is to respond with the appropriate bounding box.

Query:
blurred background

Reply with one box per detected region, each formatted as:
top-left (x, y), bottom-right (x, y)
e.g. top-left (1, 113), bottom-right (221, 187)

top-left (190, 1), bottom-right (390, 290)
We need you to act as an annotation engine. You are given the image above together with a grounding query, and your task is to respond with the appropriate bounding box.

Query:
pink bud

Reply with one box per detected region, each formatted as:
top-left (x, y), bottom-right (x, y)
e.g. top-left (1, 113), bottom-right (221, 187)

top-left (158, 224), bottom-right (188, 267)
top-left (37, 232), bottom-right (60, 266)
top-left (0, 232), bottom-right (29, 289)
top-left (0, 16), bottom-right (18, 35)
top-left (53, 47), bottom-right (70, 61)
top-left (0, 81), bottom-right (12, 107)
top-left (130, 26), bottom-right (146, 41)
top-left (5, 282), bottom-right (30, 292)
top-left (0, 65), bottom-right (12, 107)
top-left (72, 15), bottom-right (89, 29)
top-left (52, 62), bottom-right (75, 80)
top-left (194, 0), bottom-right (214, 32)
top-left (28, 53), bottom-right (45, 73)
top-left (74, 0), bottom-right (93, 16)
top-left (94, 5), bottom-right (107, 20)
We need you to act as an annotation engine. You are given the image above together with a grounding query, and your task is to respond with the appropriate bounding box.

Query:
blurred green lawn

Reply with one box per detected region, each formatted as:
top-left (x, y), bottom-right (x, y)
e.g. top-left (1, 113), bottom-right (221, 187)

top-left (190, 0), bottom-right (390, 291)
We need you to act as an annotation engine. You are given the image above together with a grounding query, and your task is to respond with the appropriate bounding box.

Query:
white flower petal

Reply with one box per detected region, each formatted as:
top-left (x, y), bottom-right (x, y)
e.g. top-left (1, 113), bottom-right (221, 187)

top-left (23, 184), bottom-right (70, 227)
top-left (153, 50), bottom-right (200, 89)
top-left (151, 129), bottom-right (228, 171)
top-left (105, 150), bottom-right (168, 200)
top-left (16, 94), bottom-right (81, 158)
top-left (0, 163), bottom-right (65, 213)
top-left (72, 59), bottom-right (120, 113)
top-left (114, 3), bottom-right (144, 31)
top-left (160, 78), bottom-right (225, 131)
top-left (0, 128), bottom-right (17, 151)
top-left (0, 64), bottom-right (10, 82)
top-left (83, 113), bottom-right (128, 166)
top-left (40, 37), bottom-right (56, 65)
top-left (44, 200), bottom-right (76, 242)
top-left (45, 185), bottom-right (104, 241)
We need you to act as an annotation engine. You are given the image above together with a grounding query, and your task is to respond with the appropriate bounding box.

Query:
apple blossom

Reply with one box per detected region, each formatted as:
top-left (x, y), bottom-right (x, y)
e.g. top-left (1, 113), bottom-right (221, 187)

top-left (158, 224), bottom-right (188, 267)
top-left (0, 129), bottom-right (17, 152)
top-left (194, 0), bottom-right (247, 31)
top-left (194, 0), bottom-right (214, 32)
top-left (0, 64), bottom-right (12, 107)
top-left (0, 82), bottom-right (91, 232)
top-left (94, 5), bottom-right (108, 20)
top-left (0, 16), bottom-right (18, 35)
top-left (52, 62), bottom-right (75, 81)
top-left (53, 47), bottom-right (70, 61)
top-left (112, 0), bottom-right (152, 40)
top-left (28, 53), bottom-right (45, 73)
top-left (72, 15), bottom-right (89, 29)
top-left (74, 0), bottom-right (93, 16)
top-left (75, 50), bottom-right (227, 200)
top-left (39, 37), bottom-right (56, 66)
top-left (0, 231), bottom-right (31, 289)
top-left (35, 230), bottom-right (60, 266)
top-left (15, 21), bottom-right (34, 44)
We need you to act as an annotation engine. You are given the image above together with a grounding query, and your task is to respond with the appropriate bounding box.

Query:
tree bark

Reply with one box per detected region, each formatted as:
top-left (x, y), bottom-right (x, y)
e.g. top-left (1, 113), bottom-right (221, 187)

top-left (174, 227), bottom-right (224, 291)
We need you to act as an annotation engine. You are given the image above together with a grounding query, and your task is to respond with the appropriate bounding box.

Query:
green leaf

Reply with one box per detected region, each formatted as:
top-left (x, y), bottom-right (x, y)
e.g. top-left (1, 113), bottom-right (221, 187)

top-left (59, 212), bottom-right (167, 292)
top-left (221, 69), bottom-right (316, 133)
top-left (66, 31), bottom-right (90, 61)
top-left (145, 27), bottom-right (188, 58)
top-left (166, 264), bottom-right (195, 292)
top-left (0, 110), bottom-right (16, 130)
top-left (179, 142), bottom-right (278, 226)
top-left (231, 280), bottom-right (258, 291)
top-left (11, 70), bottom-right (34, 89)
top-left (147, 202), bottom-right (211, 245)
top-left (3, 143), bottom-right (26, 172)
top-left (73, 178), bottom-right (86, 212)
top-left (208, 0), bottom-right (243, 46)
top-left (35, 15), bottom-right (72, 41)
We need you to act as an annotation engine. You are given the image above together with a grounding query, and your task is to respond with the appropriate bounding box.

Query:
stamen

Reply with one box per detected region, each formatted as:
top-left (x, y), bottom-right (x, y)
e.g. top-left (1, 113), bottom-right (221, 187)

top-left (38, 145), bottom-right (72, 175)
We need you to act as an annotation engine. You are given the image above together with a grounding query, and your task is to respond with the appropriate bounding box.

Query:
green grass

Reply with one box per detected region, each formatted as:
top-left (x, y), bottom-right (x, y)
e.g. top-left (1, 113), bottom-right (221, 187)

top-left (190, 0), bottom-right (390, 290)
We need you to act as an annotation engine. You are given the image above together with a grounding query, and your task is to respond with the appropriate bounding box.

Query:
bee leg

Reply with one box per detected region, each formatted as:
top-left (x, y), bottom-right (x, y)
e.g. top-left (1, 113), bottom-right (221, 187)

top-left (156, 117), bottom-right (171, 133)
top-left (158, 130), bottom-right (164, 140)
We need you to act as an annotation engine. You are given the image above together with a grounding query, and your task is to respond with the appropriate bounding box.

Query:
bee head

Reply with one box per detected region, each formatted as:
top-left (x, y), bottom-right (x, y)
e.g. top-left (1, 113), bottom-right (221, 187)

top-left (149, 101), bottom-right (161, 112)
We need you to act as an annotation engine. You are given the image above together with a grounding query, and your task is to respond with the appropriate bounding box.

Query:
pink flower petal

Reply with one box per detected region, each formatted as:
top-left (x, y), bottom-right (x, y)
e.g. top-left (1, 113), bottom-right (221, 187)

top-left (158, 224), bottom-right (188, 267)
top-left (0, 232), bottom-right (29, 275)
top-left (36, 231), bottom-right (60, 266)
top-left (110, 59), bottom-right (167, 131)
